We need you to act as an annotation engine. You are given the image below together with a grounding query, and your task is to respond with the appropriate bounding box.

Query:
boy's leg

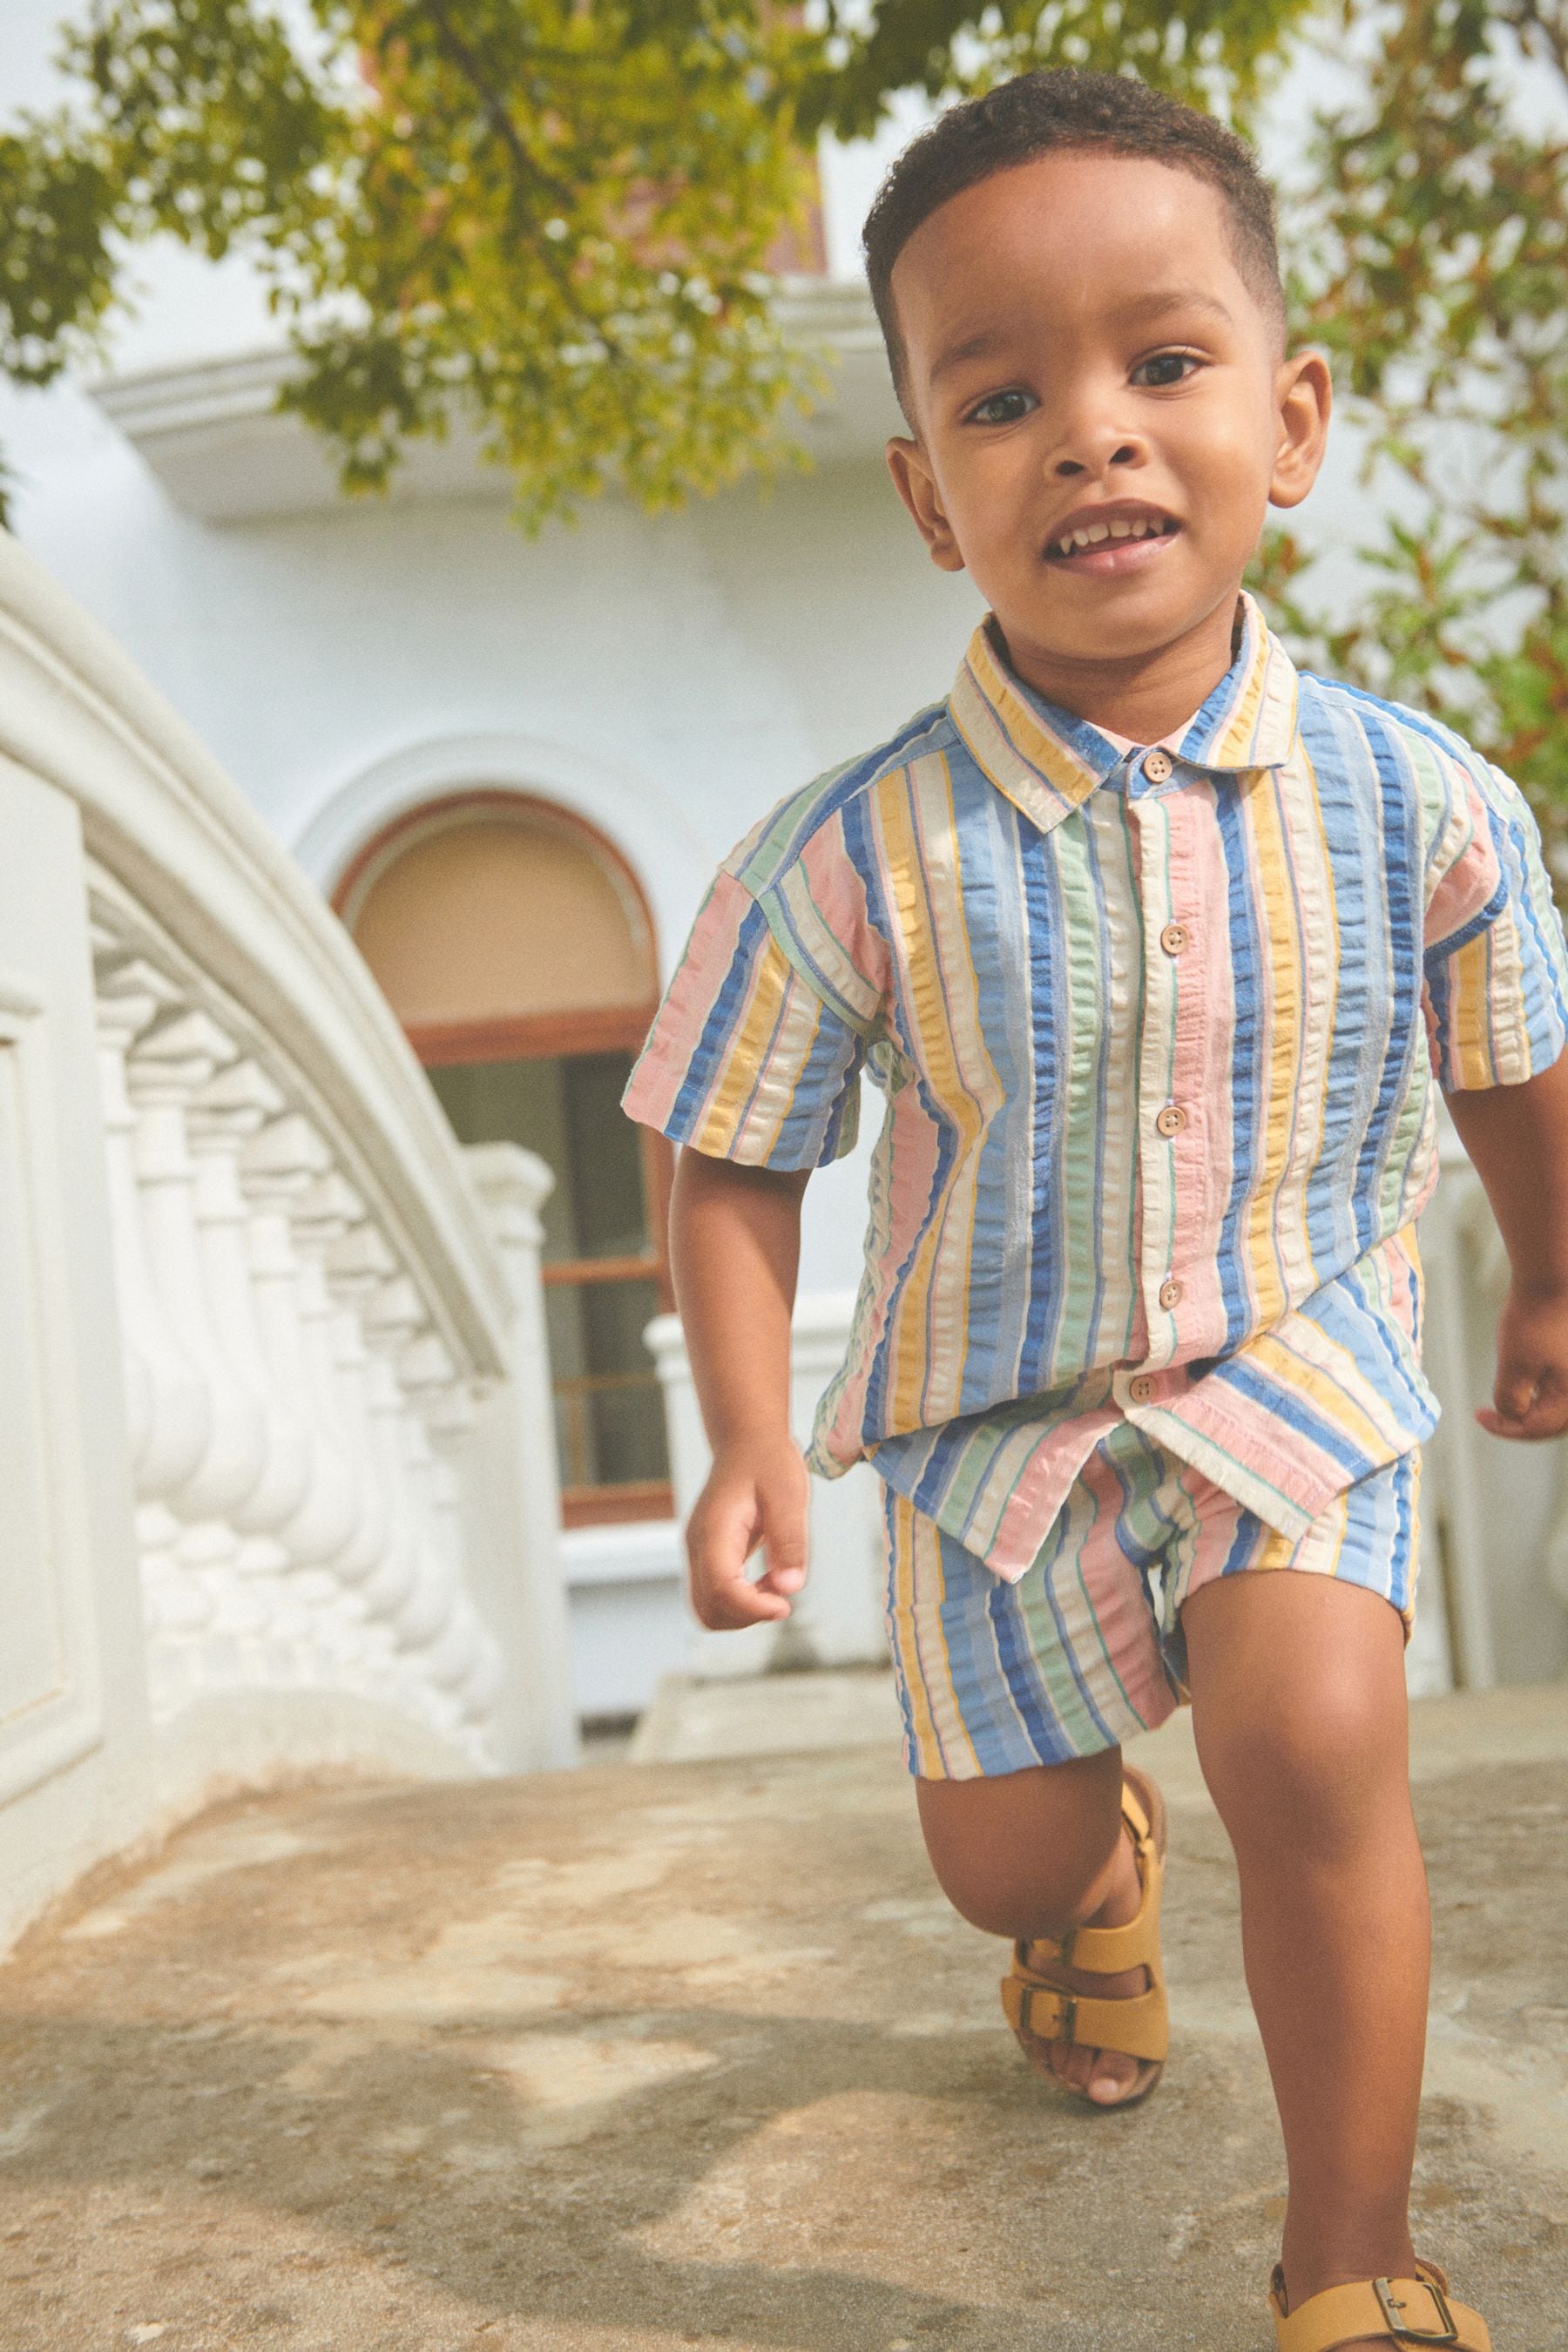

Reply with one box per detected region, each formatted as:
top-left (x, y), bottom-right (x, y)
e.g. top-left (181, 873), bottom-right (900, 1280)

top-left (916, 1750), bottom-right (1153, 2104)
top-left (1182, 1567), bottom-right (1426, 2323)
top-left (883, 1442), bottom-right (1185, 2105)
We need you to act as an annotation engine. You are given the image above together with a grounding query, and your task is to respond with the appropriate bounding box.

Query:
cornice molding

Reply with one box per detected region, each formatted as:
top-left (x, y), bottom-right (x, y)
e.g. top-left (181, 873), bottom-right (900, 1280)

top-left (90, 276), bottom-right (901, 524)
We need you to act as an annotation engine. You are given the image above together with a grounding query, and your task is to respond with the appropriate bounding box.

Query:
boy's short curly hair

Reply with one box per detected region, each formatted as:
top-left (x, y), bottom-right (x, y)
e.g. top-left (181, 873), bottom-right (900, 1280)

top-left (862, 69), bottom-right (1286, 422)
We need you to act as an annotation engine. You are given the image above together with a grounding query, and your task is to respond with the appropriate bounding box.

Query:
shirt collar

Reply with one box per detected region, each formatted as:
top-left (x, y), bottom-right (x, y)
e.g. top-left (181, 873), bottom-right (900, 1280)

top-left (947, 591), bottom-right (1301, 836)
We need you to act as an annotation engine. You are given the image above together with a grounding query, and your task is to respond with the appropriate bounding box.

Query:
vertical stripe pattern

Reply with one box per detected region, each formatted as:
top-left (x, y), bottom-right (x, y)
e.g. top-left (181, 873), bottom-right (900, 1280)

top-left (625, 597), bottom-right (1568, 1579)
top-left (886, 1423), bottom-right (1421, 1779)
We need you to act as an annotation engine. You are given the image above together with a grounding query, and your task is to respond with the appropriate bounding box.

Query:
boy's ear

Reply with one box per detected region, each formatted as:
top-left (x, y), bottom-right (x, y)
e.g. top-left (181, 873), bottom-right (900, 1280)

top-left (1268, 348), bottom-right (1333, 512)
top-left (886, 436), bottom-right (967, 572)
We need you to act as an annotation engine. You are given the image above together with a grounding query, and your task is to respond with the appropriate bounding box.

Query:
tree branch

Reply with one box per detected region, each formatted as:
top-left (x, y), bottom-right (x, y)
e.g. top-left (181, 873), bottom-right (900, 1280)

top-left (385, 0), bottom-right (646, 369)
top-left (1501, 2), bottom-right (1568, 85)
top-left (402, 0), bottom-right (581, 217)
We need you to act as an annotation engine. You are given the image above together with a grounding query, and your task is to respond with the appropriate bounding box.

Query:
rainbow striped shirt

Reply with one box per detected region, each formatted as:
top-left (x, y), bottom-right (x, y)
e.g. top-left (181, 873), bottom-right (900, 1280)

top-left (624, 596), bottom-right (1568, 1580)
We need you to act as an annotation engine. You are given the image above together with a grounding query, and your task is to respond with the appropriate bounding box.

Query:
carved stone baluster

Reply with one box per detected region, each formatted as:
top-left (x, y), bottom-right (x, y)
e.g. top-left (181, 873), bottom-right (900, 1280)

top-left (126, 1003), bottom-right (286, 1697)
top-left (183, 1055), bottom-right (312, 1684)
top-left (93, 956), bottom-right (220, 1710)
top-left (372, 1348), bottom-right (470, 1742)
top-left (188, 1059), bottom-right (313, 1554)
top-left (355, 1274), bottom-right (433, 1631)
top-left (274, 1167), bottom-right (406, 1696)
top-left (239, 1115), bottom-right (358, 1577)
top-left (464, 1142), bottom-right (578, 1768)
top-left (293, 1170), bottom-right (392, 1592)
top-left (424, 1377), bottom-right (504, 1726)
top-left (390, 1332), bottom-right (464, 1663)
top-left (420, 1375), bottom-right (486, 1691)
top-left (326, 1233), bottom-right (424, 1646)
top-left (92, 954), bottom-right (209, 1499)
top-left (125, 1007), bottom-right (272, 1531)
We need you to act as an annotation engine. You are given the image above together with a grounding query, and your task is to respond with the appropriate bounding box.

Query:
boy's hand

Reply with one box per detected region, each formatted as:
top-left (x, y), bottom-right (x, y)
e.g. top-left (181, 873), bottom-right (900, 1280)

top-left (685, 1436), bottom-right (811, 1628)
top-left (1476, 1281), bottom-right (1568, 1440)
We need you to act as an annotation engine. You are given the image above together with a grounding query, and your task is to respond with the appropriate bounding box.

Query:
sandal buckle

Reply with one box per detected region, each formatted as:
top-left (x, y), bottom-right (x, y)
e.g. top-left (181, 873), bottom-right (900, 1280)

top-left (1017, 1985), bottom-right (1076, 2044)
top-left (1373, 2277), bottom-right (1458, 2343)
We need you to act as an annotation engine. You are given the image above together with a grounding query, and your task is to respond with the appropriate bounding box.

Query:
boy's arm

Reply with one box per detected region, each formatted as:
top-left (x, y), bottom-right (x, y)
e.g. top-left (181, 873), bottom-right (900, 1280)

top-left (1443, 1047), bottom-right (1568, 1439)
top-left (669, 1146), bottom-right (812, 1626)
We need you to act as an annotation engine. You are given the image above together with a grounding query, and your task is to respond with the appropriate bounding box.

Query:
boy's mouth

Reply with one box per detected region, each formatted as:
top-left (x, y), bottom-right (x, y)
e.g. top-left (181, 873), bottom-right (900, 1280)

top-left (1043, 505), bottom-right (1181, 576)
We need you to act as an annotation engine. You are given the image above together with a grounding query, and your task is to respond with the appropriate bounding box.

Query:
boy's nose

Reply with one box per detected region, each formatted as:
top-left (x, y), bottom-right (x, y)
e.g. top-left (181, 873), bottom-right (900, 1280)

top-left (1044, 395), bottom-right (1152, 477)
top-left (1052, 436), bottom-right (1142, 480)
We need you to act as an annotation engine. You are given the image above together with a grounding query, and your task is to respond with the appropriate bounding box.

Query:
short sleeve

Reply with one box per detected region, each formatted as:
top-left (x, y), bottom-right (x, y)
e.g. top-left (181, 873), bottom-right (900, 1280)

top-left (1423, 754), bottom-right (1568, 1090)
top-left (622, 870), bottom-right (867, 1169)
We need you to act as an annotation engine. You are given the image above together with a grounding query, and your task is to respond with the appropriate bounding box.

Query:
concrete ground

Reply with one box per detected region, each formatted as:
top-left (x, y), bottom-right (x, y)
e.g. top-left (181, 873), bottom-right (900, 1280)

top-left (0, 1681), bottom-right (1565, 2352)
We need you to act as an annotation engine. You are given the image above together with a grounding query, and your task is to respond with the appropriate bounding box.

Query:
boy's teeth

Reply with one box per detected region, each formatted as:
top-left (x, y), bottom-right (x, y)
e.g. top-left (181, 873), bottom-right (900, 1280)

top-left (1054, 515), bottom-right (1168, 556)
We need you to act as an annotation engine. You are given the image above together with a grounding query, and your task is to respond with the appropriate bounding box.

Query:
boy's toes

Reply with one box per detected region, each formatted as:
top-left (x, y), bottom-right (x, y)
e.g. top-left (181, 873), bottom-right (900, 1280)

top-left (1018, 1938), bottom-right (1153, 2105)
top-left (1046, 2039), bottom-right (1142, 2103)
top-left (1047, 2039), bottom-right (1091, 2094)
top-left (1085, 2049), bottom-right (1143, 2104)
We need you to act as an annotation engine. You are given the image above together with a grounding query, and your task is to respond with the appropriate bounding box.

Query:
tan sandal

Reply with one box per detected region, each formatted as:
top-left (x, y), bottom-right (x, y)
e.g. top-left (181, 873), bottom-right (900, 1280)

top-left (1268, 2258), bottom-right (1491, 2350)
top-left (999, 1761), bottom-right (1168, 2108)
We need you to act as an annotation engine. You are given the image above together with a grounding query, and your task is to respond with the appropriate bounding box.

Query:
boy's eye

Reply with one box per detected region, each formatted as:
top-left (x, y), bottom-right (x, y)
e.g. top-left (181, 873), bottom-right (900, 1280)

top-left (967, 389), bottom-right (1036, 426)
top-left (1131, 350), bottom-right (1201, 389)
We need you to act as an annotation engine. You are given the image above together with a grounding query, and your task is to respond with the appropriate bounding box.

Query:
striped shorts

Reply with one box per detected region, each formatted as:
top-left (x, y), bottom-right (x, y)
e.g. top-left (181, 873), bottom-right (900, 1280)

top-left (883, 1416), bottom-right (1419, 1781)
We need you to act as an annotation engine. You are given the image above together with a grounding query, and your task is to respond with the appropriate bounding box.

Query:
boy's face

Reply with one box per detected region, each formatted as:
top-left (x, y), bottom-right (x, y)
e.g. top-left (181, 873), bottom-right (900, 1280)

top-left (883, 151), bottom-right (1330, 700)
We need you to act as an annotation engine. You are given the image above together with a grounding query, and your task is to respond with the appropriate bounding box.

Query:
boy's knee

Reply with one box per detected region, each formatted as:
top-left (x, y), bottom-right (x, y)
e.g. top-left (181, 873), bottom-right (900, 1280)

top-left (930, 1844), bottom-right (1106, 1943)
top-left (915, 1755), bottom-right (1125, 1941)
top-left (1196, 1667), bottom-right (1408, 1860)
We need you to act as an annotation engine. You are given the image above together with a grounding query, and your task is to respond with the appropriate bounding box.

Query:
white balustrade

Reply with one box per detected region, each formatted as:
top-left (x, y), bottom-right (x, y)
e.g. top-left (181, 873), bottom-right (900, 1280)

top-left (89, 880), bottom-right (524, 1767)
top-left (463, 1144), bottom-right (579, 1769)
top-left (0, 531), bottom-right (576, 1952)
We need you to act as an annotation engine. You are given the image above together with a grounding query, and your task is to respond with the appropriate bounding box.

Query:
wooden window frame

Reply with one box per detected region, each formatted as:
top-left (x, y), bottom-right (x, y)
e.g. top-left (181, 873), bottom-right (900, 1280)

top-left (334, 794), bottom-right (676, 1531)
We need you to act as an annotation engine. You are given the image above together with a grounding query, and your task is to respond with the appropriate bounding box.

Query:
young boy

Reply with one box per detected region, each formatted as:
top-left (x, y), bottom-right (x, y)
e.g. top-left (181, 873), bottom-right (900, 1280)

top-left (623, 68), bottom-right (1568, 2352)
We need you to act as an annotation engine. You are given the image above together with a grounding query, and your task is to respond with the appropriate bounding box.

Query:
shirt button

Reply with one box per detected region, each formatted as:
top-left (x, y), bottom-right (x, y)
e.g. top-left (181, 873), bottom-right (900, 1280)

top-left (1142, 749), bottom-right (1174, 785)
top-left (1159, 922), bottom-right (1188, 956)
top-left (1155, 1103), bottom-right (1186, 1138)
top-left (1159, 1278), bottom-right (1183, 1310)
top-left (1128, 1375), bottom-right (1156, 1404)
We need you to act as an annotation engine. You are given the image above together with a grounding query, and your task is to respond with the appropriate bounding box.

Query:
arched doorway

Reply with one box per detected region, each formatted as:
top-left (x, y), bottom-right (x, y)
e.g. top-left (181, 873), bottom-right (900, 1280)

top-left (335, 792), bottom-right (672, 1526)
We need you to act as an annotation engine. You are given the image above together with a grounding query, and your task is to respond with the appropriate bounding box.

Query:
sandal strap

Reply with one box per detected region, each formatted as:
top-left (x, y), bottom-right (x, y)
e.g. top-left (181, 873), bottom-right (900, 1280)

top-left (999, 1766), bottom-right (1170, 2063)
top-left (1000, 1970), bottom-right (1169, 2063)
top-left (1020, 1778), bottom-right (1165, 1978)
top-left (1270, 2264), bottom-right (1490, 2352)
top-left (1119, 1774), bottom-right (1157, 1849)
top-left (1066, 1882), bottom-right (1162, 1975)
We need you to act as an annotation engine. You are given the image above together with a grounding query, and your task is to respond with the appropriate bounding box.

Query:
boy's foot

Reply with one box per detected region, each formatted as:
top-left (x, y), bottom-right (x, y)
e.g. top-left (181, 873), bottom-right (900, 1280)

top-left (1003, 1766), bottom-right (1169, 2107)
top-left (1016, 1820), bottom-right (1150, 2104)
top-left (1267, 2257), bottom-right (1490, 2352)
